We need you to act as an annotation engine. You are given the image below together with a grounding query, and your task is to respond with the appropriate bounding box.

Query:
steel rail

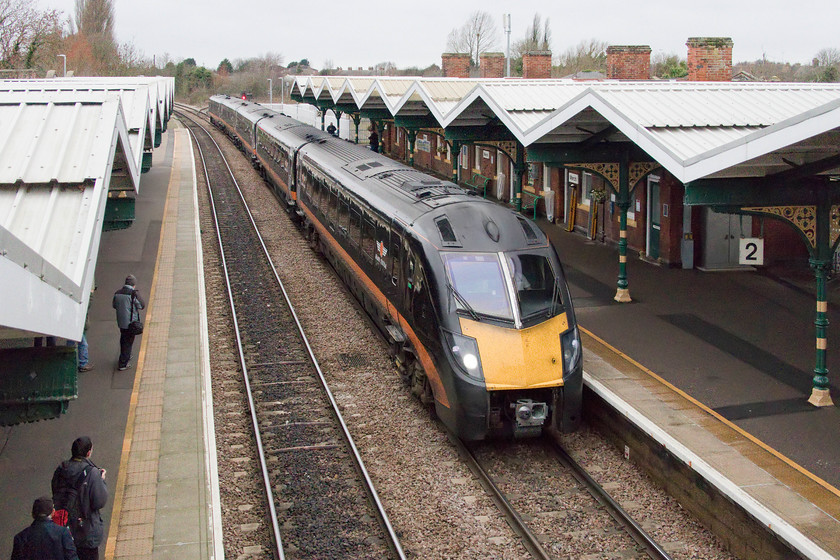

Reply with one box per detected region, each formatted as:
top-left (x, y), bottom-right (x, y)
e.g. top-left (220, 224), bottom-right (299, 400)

top-left (546, 437), bottom-right (673, 560)
top-left (176, 106), bottom-right (406, 560)
top-left (446, 431), bottom-right (553, 560)
top-left (177, 108), bottom-right (286, 560)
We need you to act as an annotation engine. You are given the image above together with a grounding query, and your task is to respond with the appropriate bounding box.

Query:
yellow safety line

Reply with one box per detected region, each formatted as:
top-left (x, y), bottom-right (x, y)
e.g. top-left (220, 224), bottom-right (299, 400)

top-left (104, 134), bottom-right (176, 560)
top-left (579, 325), bottom-right (840, 499)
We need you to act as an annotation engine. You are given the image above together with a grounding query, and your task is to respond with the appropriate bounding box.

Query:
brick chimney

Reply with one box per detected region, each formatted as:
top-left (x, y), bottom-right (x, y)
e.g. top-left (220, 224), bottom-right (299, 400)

top-left (522, 51), bottom-right (552, 79)
top-left (480, 52), bottom-right (505, 78)
top-left (686, 37), bottom-right (733, 81)
top-left (606, 45), bottom-right (651, 80)
top-left (441, 53), bottom-right (471, 78)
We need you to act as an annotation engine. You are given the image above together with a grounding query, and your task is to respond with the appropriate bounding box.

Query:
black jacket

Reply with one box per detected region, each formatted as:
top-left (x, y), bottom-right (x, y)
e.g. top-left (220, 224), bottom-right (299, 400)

top-left (51, 458), bottom-right (108, 549)
top-left (11, 518), bottom-right (78, 560)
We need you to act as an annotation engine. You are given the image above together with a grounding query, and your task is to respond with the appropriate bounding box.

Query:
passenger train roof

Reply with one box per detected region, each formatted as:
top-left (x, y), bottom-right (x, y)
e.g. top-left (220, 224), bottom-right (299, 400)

top-left (247, 99), bottom-right (547, 252)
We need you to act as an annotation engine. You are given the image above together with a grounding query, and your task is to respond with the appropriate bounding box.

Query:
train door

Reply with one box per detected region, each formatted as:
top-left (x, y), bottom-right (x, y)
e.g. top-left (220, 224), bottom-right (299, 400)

top-left (646, 175), bottom-right (661, 260)
top-left (387, 225), bottom-right (404, 309)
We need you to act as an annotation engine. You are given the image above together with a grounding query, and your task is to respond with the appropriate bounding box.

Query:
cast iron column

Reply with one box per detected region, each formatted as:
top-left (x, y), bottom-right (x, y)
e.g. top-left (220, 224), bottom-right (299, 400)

top-left (451, 140), bottom-right (462, 184)
top-left (614, 156), bottom-right (632, 302)
top-left (513, 142), bottom-right (526, 213)
top-left (407, 129), bottom-right (417, 167)
top-left (334, 109), bottom-right (342, 136)
top-left (809, 257), bottom-right (833, 406)
top-left (352, 114), bottom-right (361, 144)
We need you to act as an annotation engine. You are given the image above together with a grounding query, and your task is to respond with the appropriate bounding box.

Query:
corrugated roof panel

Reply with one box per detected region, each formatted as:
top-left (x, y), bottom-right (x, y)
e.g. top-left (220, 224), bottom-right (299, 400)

top-left (598, 83), bottom-right (840, 128)
top-left (647, 126), bottom-right (764, 160)
top-left (483, 81), bottom-right (587, 112)
top-left (0, 99), bottom-right (114, 184)
top-left (0, 183), bottom-right (93, 280)
top-left (378, 79), bottom-right (415, 97)
top-left (419, 80), bottom-right (479, 102)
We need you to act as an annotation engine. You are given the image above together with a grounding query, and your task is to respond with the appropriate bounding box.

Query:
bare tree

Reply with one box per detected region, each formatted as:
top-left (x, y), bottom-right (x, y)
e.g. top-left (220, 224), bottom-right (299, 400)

top-left (73, 0), bottom-right (114, 37)
top-left (445, 10), bottom-right (499, 67)
top-left (814, 48), bottom-right (840, 67)
top-left (0, 0), bottom-right (63, 70)
top-left (555, 39), bottom-right (608, 76)
top-left (373, 61), bottom-right (396, 75)
top-left (513, 13), bottom-right (551, 57)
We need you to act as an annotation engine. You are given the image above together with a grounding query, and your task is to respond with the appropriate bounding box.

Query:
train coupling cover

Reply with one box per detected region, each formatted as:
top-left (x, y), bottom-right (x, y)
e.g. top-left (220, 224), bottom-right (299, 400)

top-left (511, 399), bottom-right (548, 438)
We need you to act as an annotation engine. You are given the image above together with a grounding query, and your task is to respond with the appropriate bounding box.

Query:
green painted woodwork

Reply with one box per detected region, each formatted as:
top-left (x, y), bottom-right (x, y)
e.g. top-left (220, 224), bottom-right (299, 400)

top-left (104, 195), bottom-right (135, 231)
top-left (0, 346), bottom-right (78, 426)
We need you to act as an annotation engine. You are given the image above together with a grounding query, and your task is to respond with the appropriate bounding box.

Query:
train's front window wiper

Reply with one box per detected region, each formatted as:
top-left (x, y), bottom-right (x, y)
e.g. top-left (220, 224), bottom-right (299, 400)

top-left (441, 252), bottom-right (514, 321)
top-left (447, 280), bottom-right (480, 322)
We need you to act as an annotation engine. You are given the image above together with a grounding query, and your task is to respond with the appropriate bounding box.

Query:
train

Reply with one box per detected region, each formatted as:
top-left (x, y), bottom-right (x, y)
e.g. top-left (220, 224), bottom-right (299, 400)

top-left (208, 94), bottom-right (583, 441)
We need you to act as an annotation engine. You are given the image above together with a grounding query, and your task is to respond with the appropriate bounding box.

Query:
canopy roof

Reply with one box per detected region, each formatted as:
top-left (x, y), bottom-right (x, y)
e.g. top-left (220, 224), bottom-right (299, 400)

top-left (0, 89), bottom-right (138, 341)
top-left (293, 77), bottom-right (840, 183)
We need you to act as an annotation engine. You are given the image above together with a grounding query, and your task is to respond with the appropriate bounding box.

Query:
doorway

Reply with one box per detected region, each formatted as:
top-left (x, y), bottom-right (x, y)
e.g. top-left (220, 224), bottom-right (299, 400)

top-left (646, 175), bottom-right (661, 260)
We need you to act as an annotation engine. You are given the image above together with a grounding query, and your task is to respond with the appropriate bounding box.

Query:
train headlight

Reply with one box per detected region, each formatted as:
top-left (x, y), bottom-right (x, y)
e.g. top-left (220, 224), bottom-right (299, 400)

top-left (561, 326), bottom-right (581, 375)
top-left (446, 332), bottom-right (484, 381)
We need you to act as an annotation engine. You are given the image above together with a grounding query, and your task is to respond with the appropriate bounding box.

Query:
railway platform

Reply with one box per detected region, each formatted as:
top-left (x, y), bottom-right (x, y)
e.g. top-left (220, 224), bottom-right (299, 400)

top-left (1, 114), bottom-right (839, 559)
top-left (0, 123), bottom-right (220, 560)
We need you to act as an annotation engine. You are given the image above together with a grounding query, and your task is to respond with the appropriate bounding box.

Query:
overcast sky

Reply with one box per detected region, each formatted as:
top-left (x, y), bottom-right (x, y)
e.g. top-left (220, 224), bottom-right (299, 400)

top-left (37, 0), bottom-right (838, 71)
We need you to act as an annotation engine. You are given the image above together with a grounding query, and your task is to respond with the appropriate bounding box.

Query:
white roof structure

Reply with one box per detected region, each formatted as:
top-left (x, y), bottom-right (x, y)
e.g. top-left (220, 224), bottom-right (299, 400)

top-left (293, 77), bottom-right (840, 183)
top-left (0, 80), bottom-right (155, 175)
top-left (0, 90), bottom-right (137, 341)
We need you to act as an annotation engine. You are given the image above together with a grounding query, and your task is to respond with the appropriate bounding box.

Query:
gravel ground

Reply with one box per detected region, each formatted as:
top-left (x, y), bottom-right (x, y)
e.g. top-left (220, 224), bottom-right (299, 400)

top-left (193, 110), bottom-right (740, 560)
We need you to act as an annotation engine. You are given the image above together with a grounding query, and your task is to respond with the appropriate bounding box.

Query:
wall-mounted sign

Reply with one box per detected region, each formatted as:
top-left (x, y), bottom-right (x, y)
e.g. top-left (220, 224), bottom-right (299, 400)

top-left (568, 172), bottom-right (579, 184)
top-left (739, 238), bottom-right (764, 265)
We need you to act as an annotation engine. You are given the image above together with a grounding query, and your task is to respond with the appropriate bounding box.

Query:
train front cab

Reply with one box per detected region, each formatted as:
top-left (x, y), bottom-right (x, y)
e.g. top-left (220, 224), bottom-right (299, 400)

top-left (433, 245), bottom-right (583, 441)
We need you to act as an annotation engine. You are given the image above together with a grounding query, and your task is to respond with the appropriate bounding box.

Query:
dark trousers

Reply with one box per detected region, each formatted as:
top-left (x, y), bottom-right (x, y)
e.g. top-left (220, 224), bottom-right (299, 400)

top-left (78, 546), bottom-right (99, 560)
top-left (119, 328), bottom-right (136, 367)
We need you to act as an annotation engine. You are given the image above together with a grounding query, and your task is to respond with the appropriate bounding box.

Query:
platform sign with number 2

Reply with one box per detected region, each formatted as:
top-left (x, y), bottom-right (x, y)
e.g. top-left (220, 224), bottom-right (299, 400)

top-left (739, 238), bottom-right (764, 265)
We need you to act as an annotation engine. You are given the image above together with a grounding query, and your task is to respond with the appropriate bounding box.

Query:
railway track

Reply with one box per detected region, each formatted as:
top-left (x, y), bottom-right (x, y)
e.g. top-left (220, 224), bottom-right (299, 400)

top-left (452, 433), bottom-right (674, 559)
top-left (176, 105), bottom-right (405, 560)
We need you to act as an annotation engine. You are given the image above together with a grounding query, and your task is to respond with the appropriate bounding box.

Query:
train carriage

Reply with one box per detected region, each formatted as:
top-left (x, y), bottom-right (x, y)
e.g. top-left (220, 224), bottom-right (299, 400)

top-left (209, 95), bottom-right (583, 441)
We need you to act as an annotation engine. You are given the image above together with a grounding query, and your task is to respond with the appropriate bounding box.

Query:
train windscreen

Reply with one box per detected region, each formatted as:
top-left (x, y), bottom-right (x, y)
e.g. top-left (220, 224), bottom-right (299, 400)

top-left (442, 251), bottom-right (562, 324)
top-left (442, 253), bottom-right (514, 321)
top-left (505, 251), bottom-right (560, 320)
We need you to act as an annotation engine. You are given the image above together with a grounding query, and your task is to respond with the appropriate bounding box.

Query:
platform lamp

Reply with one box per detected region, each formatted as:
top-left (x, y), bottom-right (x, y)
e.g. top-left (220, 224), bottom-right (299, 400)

top-left (58, 54), bottom-right (66, 77)
top-left (267, 78), bottom-right (272, 105)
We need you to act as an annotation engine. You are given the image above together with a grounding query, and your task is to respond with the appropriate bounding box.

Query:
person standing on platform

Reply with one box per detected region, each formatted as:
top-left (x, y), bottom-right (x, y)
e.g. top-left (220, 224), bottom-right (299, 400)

top-left (111, 274), bottom-right (145, 371)
top-left (51, 437), bottom-right (107, 560)
top-left (369, 127), bottom-right (379, 153)
top-left (10, 496), bottom-right (78, 560)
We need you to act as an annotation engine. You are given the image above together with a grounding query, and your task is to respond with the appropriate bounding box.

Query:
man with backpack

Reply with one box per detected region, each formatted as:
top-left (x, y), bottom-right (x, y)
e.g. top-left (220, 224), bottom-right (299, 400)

top-left (51, 437), bottom-right (108, 560)
top-left (112, 274), bottom-right (145, 371)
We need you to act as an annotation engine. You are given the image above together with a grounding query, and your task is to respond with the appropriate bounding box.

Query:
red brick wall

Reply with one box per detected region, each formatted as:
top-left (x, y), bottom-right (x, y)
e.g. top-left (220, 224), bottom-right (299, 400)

top-left (686, 37), bottom-right (733, 81)
top-left (441, 53), bottom-right (470, 78)
top-left (523, 51), bottom-right (552, 79)
top-left (606, 46), bottom-right (651, 80)
top-left (480, 52), bottom-right (505, 78)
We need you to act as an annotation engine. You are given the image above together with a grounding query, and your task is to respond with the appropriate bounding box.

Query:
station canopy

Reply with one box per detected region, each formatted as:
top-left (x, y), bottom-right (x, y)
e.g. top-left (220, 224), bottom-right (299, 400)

top-left (292, 77), bottom-right (840, 182)
top-left (0, 89), bottom-right (138, 342)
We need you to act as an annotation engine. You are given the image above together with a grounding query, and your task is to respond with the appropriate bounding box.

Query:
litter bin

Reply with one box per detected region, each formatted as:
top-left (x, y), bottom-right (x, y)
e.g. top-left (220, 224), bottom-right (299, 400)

top-left (543, 189), bottom-right (555, 222)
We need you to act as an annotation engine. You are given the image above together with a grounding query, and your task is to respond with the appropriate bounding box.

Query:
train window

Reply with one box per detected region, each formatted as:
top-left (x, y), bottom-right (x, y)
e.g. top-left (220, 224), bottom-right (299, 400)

top-left (361, 214), bottom-right (376, 261)
top-left (441, 252), bottom-right (513, 320)
top-left (390, 230), bottom-right (402, 287)
top-left (349, 207), bottom-right (362, 246)
top-left (337, 198), bottom-right (350, 236)
top-left (506, 251), bottom-right (560, 320)
top-left (327, 188), bottom-right (339, 223)
top-left (310, 176), bottom-right (321, 208)
top-left (375, 222), bottom-right (389, 270)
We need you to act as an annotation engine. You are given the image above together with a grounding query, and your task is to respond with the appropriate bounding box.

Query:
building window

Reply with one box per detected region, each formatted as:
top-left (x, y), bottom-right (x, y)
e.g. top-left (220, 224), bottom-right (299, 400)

top-left (582, 172), bottom-right (593, 205)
